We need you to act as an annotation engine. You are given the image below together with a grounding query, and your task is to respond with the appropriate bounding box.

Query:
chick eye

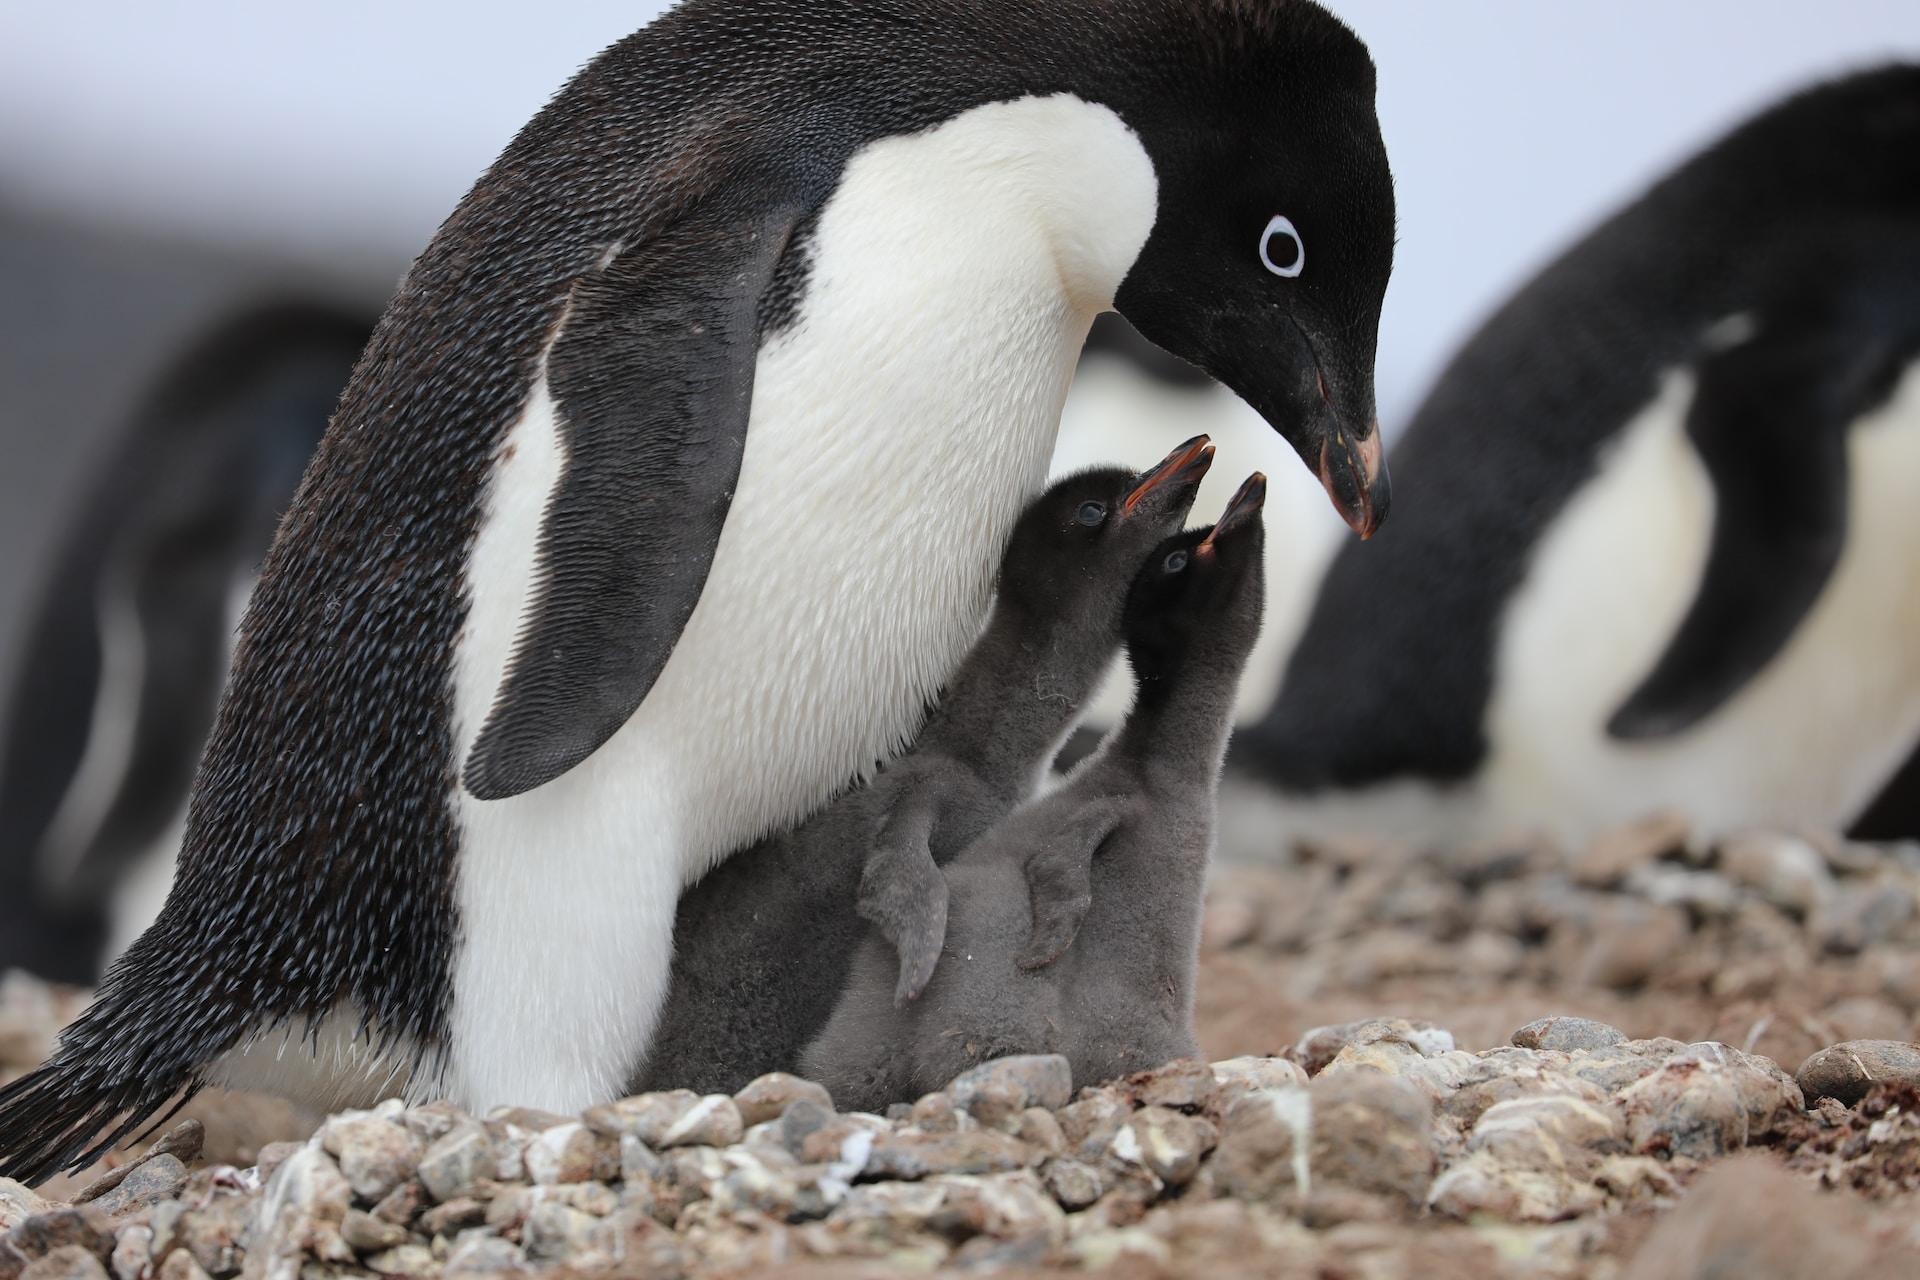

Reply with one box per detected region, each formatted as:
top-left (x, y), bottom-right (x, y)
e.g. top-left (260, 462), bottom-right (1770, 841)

top-left (1259, 215), bottom-right (1304, 278)
top-left (1076, 501), bottom-right (1108, 527)
top-left (1163, 549), bottom-right (1189, 573)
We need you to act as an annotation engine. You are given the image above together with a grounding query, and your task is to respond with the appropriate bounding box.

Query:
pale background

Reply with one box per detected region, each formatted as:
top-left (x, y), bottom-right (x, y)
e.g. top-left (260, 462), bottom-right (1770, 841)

top-left (2, 0), bottom-right (1917, 695)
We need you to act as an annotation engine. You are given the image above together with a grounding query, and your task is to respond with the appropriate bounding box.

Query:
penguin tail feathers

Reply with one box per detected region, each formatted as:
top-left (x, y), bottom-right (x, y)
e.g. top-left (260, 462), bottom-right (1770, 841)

top-left (0, 1042), bottom-right (202, 1186)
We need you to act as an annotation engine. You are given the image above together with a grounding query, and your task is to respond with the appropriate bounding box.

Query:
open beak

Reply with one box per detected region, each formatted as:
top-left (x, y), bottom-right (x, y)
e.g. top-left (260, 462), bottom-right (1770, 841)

top-left (1199, 471), bottom-right (1268, 553)
top-left (1318, 423), bottom-right (1387, 540)
top-left (1123, 434), bottom-right (1215, 514)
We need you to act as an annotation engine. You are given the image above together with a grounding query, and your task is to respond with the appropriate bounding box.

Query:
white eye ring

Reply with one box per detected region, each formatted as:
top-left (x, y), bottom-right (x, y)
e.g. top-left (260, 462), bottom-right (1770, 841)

top-left (1259, 215), bottom-right (1305, 278)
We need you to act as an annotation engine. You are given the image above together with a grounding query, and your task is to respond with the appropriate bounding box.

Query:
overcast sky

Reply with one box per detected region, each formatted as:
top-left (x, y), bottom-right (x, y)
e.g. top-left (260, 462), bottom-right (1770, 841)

top-left (1, 1), bottom-right (1916, 425)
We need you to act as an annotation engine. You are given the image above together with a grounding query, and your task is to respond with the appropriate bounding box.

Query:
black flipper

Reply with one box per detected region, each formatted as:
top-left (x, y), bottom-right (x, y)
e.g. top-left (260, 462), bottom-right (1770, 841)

top-left (1609, 253), bottom-right (1920, 739)
top-left (463, 206), bottom-right (799, 799)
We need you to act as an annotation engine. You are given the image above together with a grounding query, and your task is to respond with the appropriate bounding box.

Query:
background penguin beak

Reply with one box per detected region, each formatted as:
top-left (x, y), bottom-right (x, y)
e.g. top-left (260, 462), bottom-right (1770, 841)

top-left (1123, 434), bottom-right (1215, 514)
top-left (1199, 471), bottom-right (1268, 552)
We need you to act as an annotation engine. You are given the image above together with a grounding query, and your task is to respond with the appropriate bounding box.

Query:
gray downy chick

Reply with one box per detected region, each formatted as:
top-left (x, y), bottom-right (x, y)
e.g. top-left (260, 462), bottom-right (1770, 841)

top-left (801, 472), bottom-right (1267, 1111)
top-left (636, 437), bottom-right (1214, 1095)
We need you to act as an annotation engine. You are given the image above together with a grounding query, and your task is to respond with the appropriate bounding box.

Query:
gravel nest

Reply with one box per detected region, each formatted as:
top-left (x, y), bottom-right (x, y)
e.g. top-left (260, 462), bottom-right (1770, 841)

top-left (2, 813), bottom-right (1920, 1279)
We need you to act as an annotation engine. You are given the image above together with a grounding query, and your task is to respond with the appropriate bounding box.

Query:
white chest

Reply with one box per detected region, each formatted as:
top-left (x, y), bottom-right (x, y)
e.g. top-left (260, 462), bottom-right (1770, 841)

top-left (1481, 357), bottom-right (1920, 843)
top-left (436, 93), bottom-right (1158, 1112)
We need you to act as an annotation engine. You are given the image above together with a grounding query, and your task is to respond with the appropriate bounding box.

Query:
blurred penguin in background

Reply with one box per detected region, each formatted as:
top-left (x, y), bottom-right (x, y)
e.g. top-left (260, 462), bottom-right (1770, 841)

top-left (0, 302), bottom-right (370, 983)
top-left (1229, 65), bottom-right (1920, 852)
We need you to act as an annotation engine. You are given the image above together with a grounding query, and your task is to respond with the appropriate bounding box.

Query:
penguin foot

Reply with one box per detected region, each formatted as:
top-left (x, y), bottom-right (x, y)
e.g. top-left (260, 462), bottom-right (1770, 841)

top-left (856, 849), bottom-right (950, 1007)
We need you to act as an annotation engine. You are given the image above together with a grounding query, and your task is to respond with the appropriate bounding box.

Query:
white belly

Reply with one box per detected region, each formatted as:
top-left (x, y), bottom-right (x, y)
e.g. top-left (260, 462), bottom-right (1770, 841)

top-left (439, 94), bottom-right (1158, 1112)
top-left (1479, 357), bottom-right (1920, 845)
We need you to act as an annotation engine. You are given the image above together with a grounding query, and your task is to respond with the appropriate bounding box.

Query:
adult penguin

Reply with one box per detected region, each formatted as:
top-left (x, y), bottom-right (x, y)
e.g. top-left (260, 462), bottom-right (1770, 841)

top-left (0, 302), bottom-right (369, 986)
top-left (1231, 65), bottom-right (1920, 852)
top-left (0, 0), bottom-right (1395, 1180)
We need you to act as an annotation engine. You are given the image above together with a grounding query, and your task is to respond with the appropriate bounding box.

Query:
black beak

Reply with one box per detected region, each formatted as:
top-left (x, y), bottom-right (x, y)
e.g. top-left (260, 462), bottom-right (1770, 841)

top-left (1319, 419), bottom-right (1387, 540)
top-left (1123, 434), bottom-right (1215, 515)
top-left (1199, 471), bottom-right (1267, 553)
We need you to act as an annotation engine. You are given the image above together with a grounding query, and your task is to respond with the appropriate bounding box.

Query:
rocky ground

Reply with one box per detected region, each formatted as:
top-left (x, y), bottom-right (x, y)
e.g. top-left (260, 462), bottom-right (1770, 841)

top-left (4, 810), bottom-right (1920, 1279)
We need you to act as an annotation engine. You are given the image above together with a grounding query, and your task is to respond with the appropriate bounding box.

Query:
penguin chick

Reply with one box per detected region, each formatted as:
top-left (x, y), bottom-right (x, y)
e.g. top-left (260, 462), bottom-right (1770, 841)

top-left (637, 437), bottom-right (1213, 1096)
top-left (801, 473), bottom-right (1267, 1111)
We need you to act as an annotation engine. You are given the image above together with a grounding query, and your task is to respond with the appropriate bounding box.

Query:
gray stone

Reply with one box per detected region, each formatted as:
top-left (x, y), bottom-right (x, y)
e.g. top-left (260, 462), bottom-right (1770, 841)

top-left (19, 1247), bottom-right (109, 1280)
top-left (321, 1111), bottom-right (425, 1203)
top-left (1210, 1057), bottom-right (1309, 1095)
top-left (523, 1122), bottom-right (595, 1185)
top-left (397, 1101), bottom-right (468, 1144)
top-left (1796, 1040), bottom-right (1920, 1106)
top-left (1042, 1158), bottom-right (1104, 1210)
top-left (1623, 864), bottom-right (1742, 918)
top-left (1122, 1058), bottom-right (1216, 1110)
top-left (907, 1092), bottom-right (963, 1133)
top-left (5, 1208), bottom-right (117, 1267)
top-left (1573, 812), bottom-right (1690, 887)
top-left (1291, 1018), bottom-right (1454, 1075)
top-left (946, 1056), bottom-right (1073, 1125)
top-left (1513, 1016), bottom-right (1628, 1053)
top-left (108, 1226), bottom-right (150, 1280)
top-left (339, 1209), bottom-right (409, 1253)
top-left (0, 1180), bottom-right (51, 1235)
top-left (1110, 1106), bottom-right (1217, 1187)
top-left (416, 1125), bottom-right (497, 1203)
top-left (1620, 1045), bottom-right (1803, 1159)
top-left (585, 1091), bottom-right (742, 1149)
top-left (732, 1072), bottom-right (834, 1127)
top-left (440, 1234), bottom-right (525, 1275)
top-left (1718, 832), bottom-right (1833, 917)
top-left (90, 1156), bottom-right (188, 1218)
top-left (1054, 1091), bottom-right (1131, 1162)
top-left (1817, 882), bottom-right (1918, 954)
top-left (363, 1243), bottom-right (438, 1275)
top-left (863, 1130), bottom-right (1031, 1180)
top-left (778, 1098), bottom-right (835, 1156)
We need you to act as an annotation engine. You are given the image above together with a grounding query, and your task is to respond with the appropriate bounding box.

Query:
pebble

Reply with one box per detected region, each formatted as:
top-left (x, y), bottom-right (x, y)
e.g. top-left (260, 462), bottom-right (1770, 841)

top-left (18, 1247), bottom-right (110, 1280)
top-left (863, 1129), bottom-right (1031, 1180)
top-left (1573, 812), bottom-right (1690, 887)
top-left (1795, 1039), bottom-right (1920, 1105)
top-left (1513, 1016), bottom-right (1628, 1053)
top-left (1718, 831), bottom-right (1833, 917)
top-left (1619, 1044), bottom-right (1803, 1159)
top-left (88, 1157), bottom-right (188, 1219)
top-left (0, 1182), bottom-right (52, 1234)
top-left (416, 1124), bottom-right (497, 1202)
top-left (584, 1092), bottom-right (743, 1150)
top-left (1122, 1058), bottom-right (1216, 1110)
top-left (731, 1073), bottom-right (833, 1127)
top-left (1111, 1107), bottom-right (1216, 1186)
top-left (320, 1109), bottom-right (425, 1202)
top-left (523, 1122), bottom-right (596, 1185)
top-left (1291, 1018), bottom-right (1454, 1075)
top-left (945, 1055), bottom-right (1073, 1125)
top-left (6, 1208), bottom-right (117, 1270)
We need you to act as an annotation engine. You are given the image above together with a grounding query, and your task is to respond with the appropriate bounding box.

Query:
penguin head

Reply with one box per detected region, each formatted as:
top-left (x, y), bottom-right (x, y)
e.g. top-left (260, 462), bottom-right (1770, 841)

top-left (1109, 3), bottom-right (1394, 537)
top-left (1123, 471), bottom-right (1269, 685)
top-left (997, 434), bottom-right (1215, 620)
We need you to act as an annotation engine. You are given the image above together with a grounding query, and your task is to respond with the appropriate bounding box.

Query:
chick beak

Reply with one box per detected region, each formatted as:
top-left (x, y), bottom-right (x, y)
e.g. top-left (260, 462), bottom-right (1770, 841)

top-left (1198, 472), bottom-right (1268, 555)
top-left (1123, 434), bottom-right (1215, 515)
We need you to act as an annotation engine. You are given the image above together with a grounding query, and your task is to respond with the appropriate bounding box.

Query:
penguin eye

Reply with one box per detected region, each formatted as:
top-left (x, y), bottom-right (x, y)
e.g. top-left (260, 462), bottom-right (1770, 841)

top-left (1259, 215), bottom-right (1305, 278)
top-left (1163, 550), bottom-right (1190, 573)
top-left (1076, 501), bottom-right (1108, 527)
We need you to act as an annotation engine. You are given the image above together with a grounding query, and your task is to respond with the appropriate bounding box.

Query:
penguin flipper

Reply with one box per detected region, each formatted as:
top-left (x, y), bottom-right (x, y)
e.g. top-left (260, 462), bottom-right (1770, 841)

top-left (463, 206), bottom-right (802, 799)
top-left (855, 781), bottom-right (949, 1007)
top-left (1609, 281), bottom-right (1920, 739)
top-left (1015, 797), bottom-right (1127, 970)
